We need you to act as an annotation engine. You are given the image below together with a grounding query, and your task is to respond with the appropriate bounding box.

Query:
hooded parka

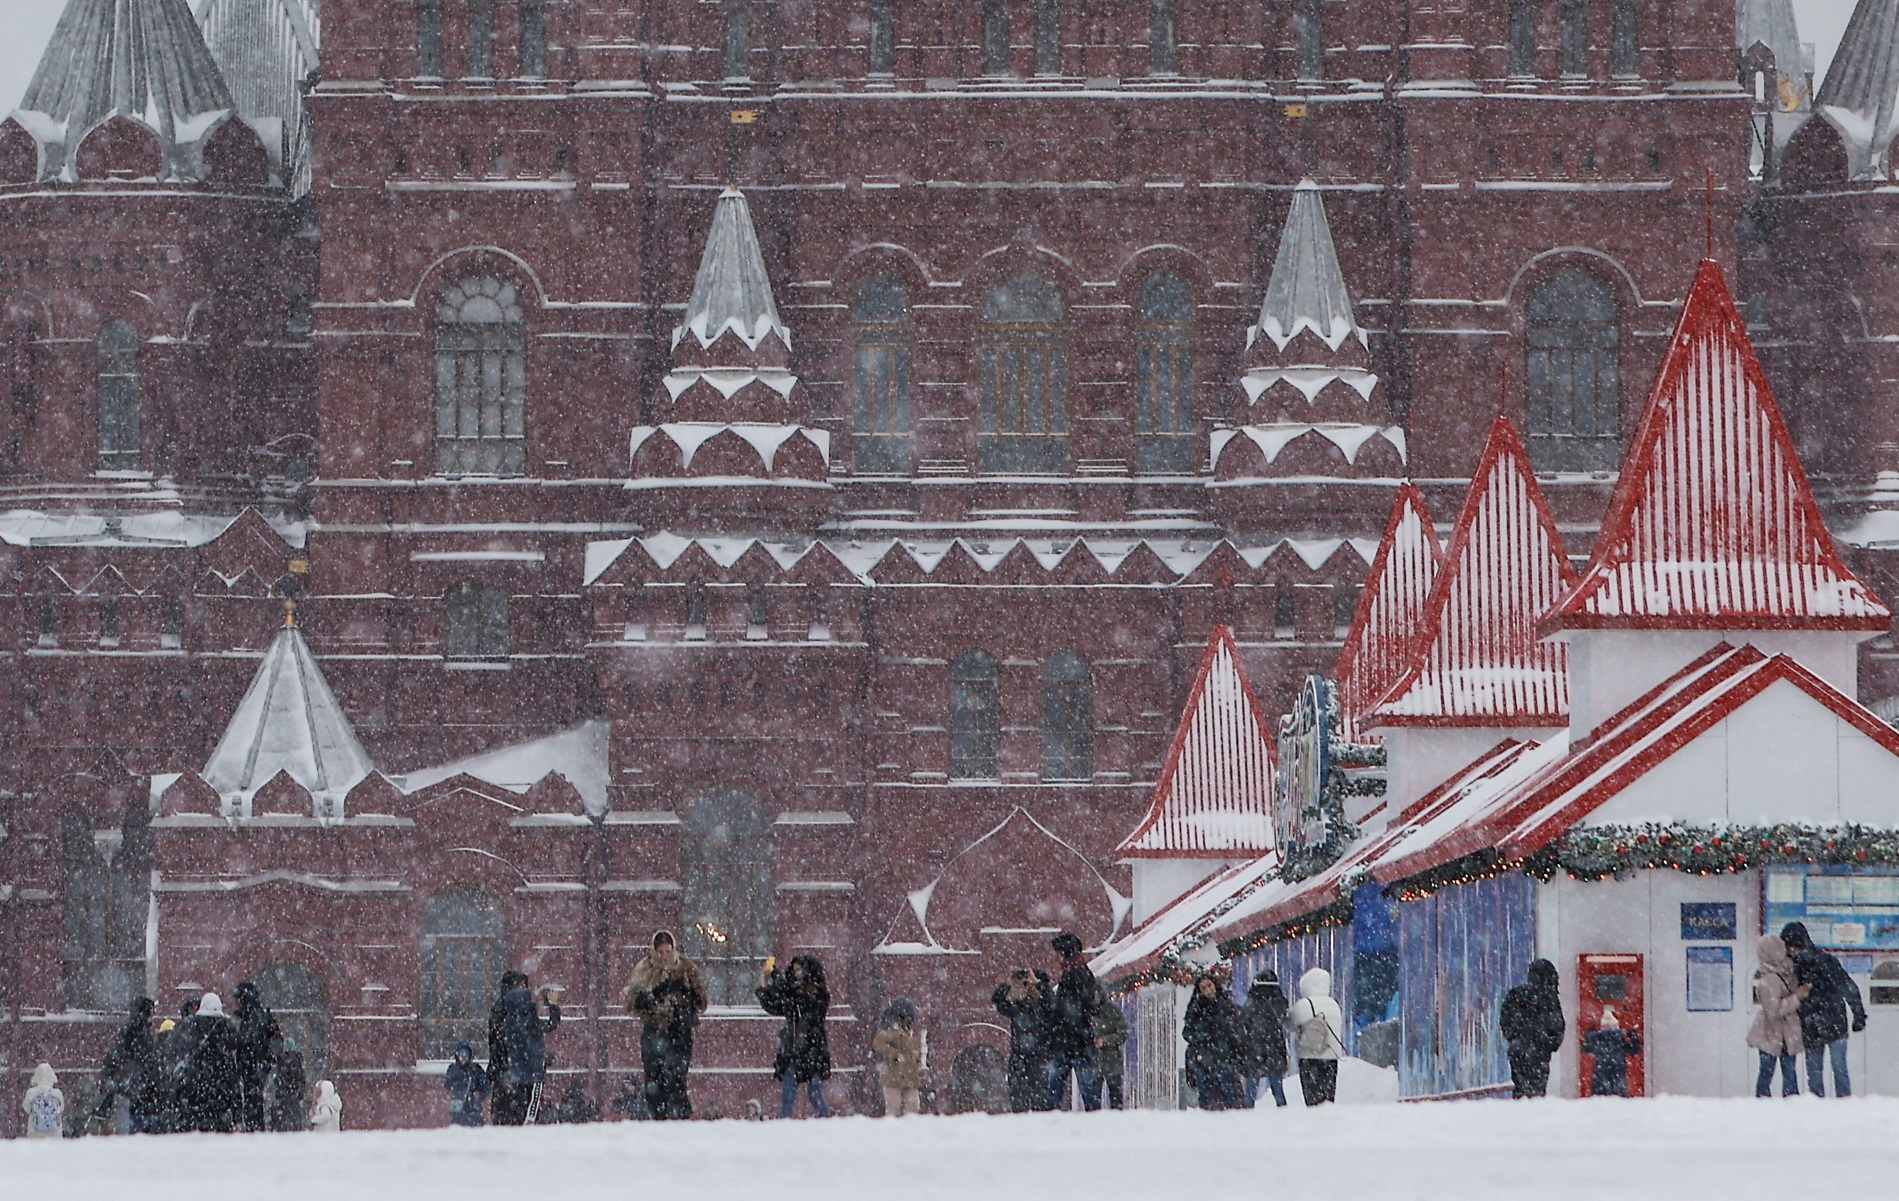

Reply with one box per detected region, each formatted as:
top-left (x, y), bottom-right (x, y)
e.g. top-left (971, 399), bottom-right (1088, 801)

top-left (1748, 935), bottom-right (1805, 1057)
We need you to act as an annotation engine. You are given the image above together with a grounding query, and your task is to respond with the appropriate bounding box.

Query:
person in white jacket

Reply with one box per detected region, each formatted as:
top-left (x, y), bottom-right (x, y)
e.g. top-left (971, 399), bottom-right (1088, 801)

top-left (22, 1062), bottom-right (64, 1138)
top-left (310, 1080), bottom-right (343, 1132)
top-left (1287, 967), bottom-right (1345, 1106)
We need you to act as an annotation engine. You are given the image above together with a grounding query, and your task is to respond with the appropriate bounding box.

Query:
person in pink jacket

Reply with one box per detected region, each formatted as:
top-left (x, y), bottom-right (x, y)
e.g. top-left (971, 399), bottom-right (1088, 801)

top-left (1748, 933), bottom-right (1809, 1097)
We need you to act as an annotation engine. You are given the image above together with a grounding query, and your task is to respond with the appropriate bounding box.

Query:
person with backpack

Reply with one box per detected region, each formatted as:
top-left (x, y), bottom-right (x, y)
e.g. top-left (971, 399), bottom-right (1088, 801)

top-left (872, 997), bottom-right (923, 1117)
top-left (309, 1080), bottom-right (343, 1132)
top-left (1499, 959), bottom-right (1566, 1099)
top-left (1782, 921), bottom-right (1868, 1097)
top-left (94, 996), bottom-right (163, 1134)
top-left (171, 992), bottom-right (244, 1132)
top-left (445, 1041), bottom-right (491, 1127)
top-left (22, 1063), bottom-right (64, 1138)
top-left (231, 981), bottom-right (284, 1132)
top-left (1239, 969), bottom-right (1291, 1108)
top-left (487, 972), bottom-right (561, 1125)
top-left (1287, 967), bottom-right (1345, 1106)
top-left (758, 955), bottom-right (834, 1118)
top-left (1045, 932), bottom-right (1101, 1111)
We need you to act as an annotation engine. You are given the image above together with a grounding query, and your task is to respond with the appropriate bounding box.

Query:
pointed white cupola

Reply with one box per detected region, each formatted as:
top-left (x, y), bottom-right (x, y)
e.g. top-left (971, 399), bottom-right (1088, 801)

top-left (1809, 0), bottom-right (1899, 177)
top-left (203, 609), bottom-right (373, 822)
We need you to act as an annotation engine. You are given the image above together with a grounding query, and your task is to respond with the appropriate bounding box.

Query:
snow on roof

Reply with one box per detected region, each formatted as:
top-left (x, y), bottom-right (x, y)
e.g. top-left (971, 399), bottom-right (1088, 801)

top-left (203, 620), bottom-right (373, 811)
top-left (629, 422), bottom-right (830, 471)
top-left (1087, 856), bottom-right (1278, 979)
top-left (1117, 627), bottom-right (1278, 860)
top-left (196, 0), bottom-right (319, 194)
top-left (0, 509), bottom-right (250, 548)
top-left (1815, 0), bottom-right (1899, 168)
top-left (1211, 424), bottom-right (1405, 468)
top-left (1250, 180), bottom-right (1364, 353)
top-left (1370, 418), bottom-right (1572, 728)
top-left (395, 720), bottom-right (611, 815)
top-left (19, 0), bottom-right (235, 163)
top-left (673, 188), bottom-right (790, 353)
top-left (1337, 484), bottom-right (1443, 740)
top-left (1549, 262), bottom-right (1889, 634)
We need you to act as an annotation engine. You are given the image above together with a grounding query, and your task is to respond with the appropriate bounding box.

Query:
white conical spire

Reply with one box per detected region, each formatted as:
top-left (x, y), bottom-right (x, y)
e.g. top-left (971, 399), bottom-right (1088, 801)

top-left (673, 188), bottom-right (790, 353)
top-left (1815, 0), bottom-right (1899, 169)
top-left (1739, 0), bottom-right (1811, 108)
top-left (1252, 180), bottom-right (1364, 354)
top-left (20, 0), bottom-right (234, 141)
top-left (204, 616), bottom-right (372, 816)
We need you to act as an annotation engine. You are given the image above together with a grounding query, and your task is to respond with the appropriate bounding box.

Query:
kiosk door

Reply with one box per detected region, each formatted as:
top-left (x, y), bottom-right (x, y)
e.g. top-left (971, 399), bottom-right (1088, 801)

top-left (1577, 954), bottom-right (1646, 1097)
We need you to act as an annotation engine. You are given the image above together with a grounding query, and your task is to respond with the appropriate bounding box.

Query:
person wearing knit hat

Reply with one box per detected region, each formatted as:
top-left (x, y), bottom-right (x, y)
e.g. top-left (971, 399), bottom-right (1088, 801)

top-left (623, 930), bottom-right (708, 1120)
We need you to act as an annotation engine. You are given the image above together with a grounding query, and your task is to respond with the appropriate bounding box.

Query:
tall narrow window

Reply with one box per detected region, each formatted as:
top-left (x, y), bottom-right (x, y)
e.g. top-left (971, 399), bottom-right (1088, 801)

top-left (61, 804), bottom-right (151, 1013)
top-left (97, 321), bottom-right (140, 471)
top-left (1135, 273), bottom-right (1195, 473)
top-left (1034, 0), bottom-right (1060, 75)
top-left (1509, 0), bottom-right (1537, 76)
top-left (468, 0), bottom-right (495, 77)
top-left (852, 275), bottom-right (913, 474)
top-left (1151, 0), bottom-right (1178, 74)
top-left (418, 891), bottom-right (508, 1060)
top-left (520, 0), bottom-right (547, 77)
top-left (983, 0), bottom-right (1011, 75)
top-left (1559, 0), bottom-right (1586, 75)
top-left (417, 0), bottom-right (445, 77)
top-left (446, 582), bottom-right (510, 659)
top-left (870, 0), bottom-right (897, 74)
top-left (99, 596), bottom-right (119, 646)
top-left (1295, 0), bottom-right (1324, 80)
top-left (949, 650), bottom-right (1001, 780)
top-left (435, 277), bottom-right (526, 475)
top-left (977, 273), bottom-right (1069, 474)
top-left (1525, 269), bottom-right (1621, 472)
top-left (682, 791), bottom-right (774, 1006)
top-left (1040, 651), bottom-right (1093, 782)
top-left (1611, 0), bottom-right (1638, 76)
top-left (724, 0), bottom-right (752, 80)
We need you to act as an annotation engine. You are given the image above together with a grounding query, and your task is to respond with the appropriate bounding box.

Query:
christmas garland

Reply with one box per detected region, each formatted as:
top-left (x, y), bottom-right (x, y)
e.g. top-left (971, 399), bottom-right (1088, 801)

top-left (1523, 822), bottom-right (1899, 881)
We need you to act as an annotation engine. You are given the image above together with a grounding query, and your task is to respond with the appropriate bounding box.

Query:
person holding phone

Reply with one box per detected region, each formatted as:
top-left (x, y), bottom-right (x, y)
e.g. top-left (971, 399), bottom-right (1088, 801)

top-left (487, 971), bottom-right (561, 1126)
top-left (757, 954), bottom-right (834, 1118)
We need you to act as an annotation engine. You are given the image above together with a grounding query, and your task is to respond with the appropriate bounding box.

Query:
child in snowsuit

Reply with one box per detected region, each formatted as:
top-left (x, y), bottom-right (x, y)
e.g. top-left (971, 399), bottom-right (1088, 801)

top-left (1580, 1008), bottom-right (1642, 1097)
top-left (22, 1063), bottom-right (64, 1138)
top-left (310, 1079), bottom-right (343, 1131)
top-left (445, 1041), bottom-right (491, 1126)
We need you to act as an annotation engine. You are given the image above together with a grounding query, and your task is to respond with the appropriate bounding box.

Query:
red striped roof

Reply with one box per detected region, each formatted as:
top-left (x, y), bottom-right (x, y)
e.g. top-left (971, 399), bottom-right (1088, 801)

top-left (1337, 484), bottom-right (1443, 741)
top-left (1117, 627), bottom-right (1278, 860)
top-left (1369, 418), bottom-right (1574, 727)
top-left (1549, 260), bottom-right (1889, 633)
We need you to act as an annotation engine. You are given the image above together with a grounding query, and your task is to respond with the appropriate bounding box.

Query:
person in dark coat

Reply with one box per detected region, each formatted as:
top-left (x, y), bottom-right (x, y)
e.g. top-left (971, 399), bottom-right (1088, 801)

top-left (170, 992), bottom-right (243, 1132)
top-left (992, 967), bottom-right (1055, 1112)
top-left (231, 981), bottom-right (284, 1132)
top-left (1044, 932), bottom-right (1102, 1111)
top-left (444, 1041), bottom-right (490, 1127)
top-left (622, 930), bottom-right (710, 1121)
top-left (1183, 975), bottom-right (1245, 1110)
top-left (551, 1084), bottom-right (599, 1124)
top-left (269, 1048), bottom-right (308, 1131)
top-left (1782, 921), bottom-right (1868, 1097)
top-left (1239, 970), bottom-right (1291, 1108)
top-left (93, 996), bottom-right (163, 1134)
top-left (487, 971), bottom-right (562, 1125)
top-left (1090, 987), bottom-right (1128, 1111)
top-left (1580, 1007), bottom-right (1641, 1097)
top-left (757, 954), bottom-right (833, 1118)
top-left (1499, 958), bottom-right (1566, 1099)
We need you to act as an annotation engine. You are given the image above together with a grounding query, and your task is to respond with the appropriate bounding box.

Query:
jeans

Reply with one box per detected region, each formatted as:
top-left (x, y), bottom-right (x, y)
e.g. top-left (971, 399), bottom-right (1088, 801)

top-left (1047, 1054), bottom-right (1101, 1111)
top-left (1757, 1051), bottom-right (1799, 1097)
top-left (1805, 1038), bottom-right (1851, 1097)
top-left (1244, 1074), bottom-right (1288, 1108)
top-left (780, 1076), bottom-right (831, 1118)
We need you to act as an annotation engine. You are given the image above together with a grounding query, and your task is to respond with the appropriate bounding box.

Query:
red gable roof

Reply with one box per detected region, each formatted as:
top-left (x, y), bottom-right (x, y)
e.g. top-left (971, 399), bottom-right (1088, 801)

top-left (1549, 260), bottom-right (1889, 633)
top-left (1369, 418), bottom-right (1574, 728)
top-left (1117, 626), bottom-right (1278, 860)
top-left (1337, 484), bottom-right (1443, 741)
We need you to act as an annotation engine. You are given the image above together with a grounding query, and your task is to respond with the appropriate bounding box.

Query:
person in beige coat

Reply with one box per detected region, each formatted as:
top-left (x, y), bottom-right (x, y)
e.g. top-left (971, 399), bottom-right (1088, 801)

top-left (1748, 933), bottom-right (1809, 1097)
top-left (872, 997), bottom-right (922, 1117)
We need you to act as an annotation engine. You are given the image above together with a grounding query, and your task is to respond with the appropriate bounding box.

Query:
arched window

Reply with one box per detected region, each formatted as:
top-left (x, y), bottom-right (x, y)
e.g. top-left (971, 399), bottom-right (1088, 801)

top-left (682, 791), bottom-right (774, 1006)
top-left (1135, 273), bottom-right (1195, 473)
top-left (853, 275), bottom-right (913, 474)
top-left (1525, 269), bottom-right (1621, 473)
top-left (724, 0), bottom-right (752, 81)
top-left (1151, 0), bottom-right (1178, 74)
top-left (1559, 0), bottom-right (1586, 75)
top-left (1034, 0), bottom-right (1060, 75)
top-left (468, 0), bottom-right (495, 78)
top-left (520, 0), bottom-right (548, 77)
top-left (1041, 651), bottom-right (1093, 782)
top-left (1611, 0), bottom-right (1638, 76)
top-left (1509, 0), bottom-right (1537, 76)
top-left (97, 321), bottom-right (140, 471)
top-left (977, 273), bottom-right (1069, 474)
top-left (435, 277), bottom-right (526, 476)
top-left (869, 0), bottom-right (897, 74)
top-left (1295, 0), bottom-right (1324, 80)
top-left (252, 964), bottom-right (331, 1084)
top-left (949, 650), bottom-right (1001, 780)
top-left (983, 0), bottom-right (1010, 75)
top-left (418, 890), bottom-right (508, 1060)
top-left (417, 0), bottom-right (445, 77)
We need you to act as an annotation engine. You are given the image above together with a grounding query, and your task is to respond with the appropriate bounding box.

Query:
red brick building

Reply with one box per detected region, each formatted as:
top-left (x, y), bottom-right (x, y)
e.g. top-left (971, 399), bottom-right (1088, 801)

top-left (3, 0), bottom-right (1896, 1128)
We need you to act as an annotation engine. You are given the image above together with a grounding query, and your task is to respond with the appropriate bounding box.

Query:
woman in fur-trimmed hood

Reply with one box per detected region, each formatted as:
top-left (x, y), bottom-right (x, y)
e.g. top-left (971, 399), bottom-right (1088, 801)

top-left (623, 931), bottom-right (709, 1120)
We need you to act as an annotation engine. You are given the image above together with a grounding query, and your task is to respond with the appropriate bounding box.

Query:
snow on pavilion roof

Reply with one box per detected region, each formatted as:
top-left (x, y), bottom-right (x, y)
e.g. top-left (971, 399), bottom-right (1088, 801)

top-left (1336, 484), bottom-right (1442, 740)
top-left (1548, 261), bottom-right (1890, 633)
top-left (20, 0), bottom-right (234, 145)
top-left (1116, 627), bottom-right (1278, 860)
top-left (1815, 0), bottom-right (1899, 167)
top-left (673, 187), bottom-right (791, 353)
top-left (1249, 180), bottom-right (1364, 354)
top-left (196, 0), bottom-right (319, 194)
top-left (203, 619), bottom-right (373, 810)
top-left (1369, 418), bottom-right (1573, 728)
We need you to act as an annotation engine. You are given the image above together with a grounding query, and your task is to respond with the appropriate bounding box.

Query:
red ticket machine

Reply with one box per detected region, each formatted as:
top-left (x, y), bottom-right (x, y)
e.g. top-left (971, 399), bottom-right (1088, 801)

top-left (1577, 954), bottom-right (1645, 1097)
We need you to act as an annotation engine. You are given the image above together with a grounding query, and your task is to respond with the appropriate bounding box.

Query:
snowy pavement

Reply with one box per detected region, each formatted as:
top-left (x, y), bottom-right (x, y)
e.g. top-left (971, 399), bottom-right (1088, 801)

top-left (7, 1098), bottom-right (1899, 1201)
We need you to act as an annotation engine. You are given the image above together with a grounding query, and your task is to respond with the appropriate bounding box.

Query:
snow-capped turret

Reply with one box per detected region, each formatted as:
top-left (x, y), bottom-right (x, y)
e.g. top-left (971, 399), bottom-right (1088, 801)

top-left (15, 0), bottom-right (239, 182)
top-left (1740, 0), bottom-right (1812, 109)
top-left (1336, 484), bottom-right (1443, 742)
top-left (197, 0), bottom-right (320, 194)
top-left (1810, 0), bottom-right (1899, 177)
top-left (203, 609), bottom-right (373, 821)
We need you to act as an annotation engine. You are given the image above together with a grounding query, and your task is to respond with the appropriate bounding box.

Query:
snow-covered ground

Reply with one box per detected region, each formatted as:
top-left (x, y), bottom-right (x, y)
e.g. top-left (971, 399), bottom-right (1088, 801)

top-left (7, 1098), bottom-right (1899, 1201)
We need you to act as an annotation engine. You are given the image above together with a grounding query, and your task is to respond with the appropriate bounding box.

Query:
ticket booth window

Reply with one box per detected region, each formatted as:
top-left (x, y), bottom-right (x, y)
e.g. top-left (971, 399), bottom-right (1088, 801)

top-left (1577, 953), bottom-right (1646, 1097)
